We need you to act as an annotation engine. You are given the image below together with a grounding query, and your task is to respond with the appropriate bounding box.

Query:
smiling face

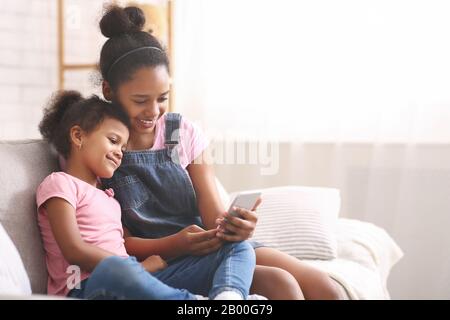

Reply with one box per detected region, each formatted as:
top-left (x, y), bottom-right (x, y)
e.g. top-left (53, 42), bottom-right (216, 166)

top-left (79, 117), bottom-right (129, 179)
top-left (111, 65), bottom-right (170, 139)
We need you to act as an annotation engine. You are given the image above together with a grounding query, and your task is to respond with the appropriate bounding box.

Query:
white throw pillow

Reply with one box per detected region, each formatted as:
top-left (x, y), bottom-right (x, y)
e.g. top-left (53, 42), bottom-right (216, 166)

top-left (249, 186), bottom-right (340, 260)
top-left (0, 223), bottom-right (32, 295)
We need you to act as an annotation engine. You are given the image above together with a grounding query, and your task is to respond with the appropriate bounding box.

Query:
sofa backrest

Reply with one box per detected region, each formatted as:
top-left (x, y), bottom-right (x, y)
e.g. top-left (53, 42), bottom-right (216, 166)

top-left (0, 139), bottom-right (58, 294)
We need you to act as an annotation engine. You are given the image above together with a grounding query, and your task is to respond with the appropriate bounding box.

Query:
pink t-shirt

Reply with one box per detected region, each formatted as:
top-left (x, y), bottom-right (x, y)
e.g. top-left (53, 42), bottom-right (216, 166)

top-left (150, 114), bottom-right (209, 169)
top-left (36, 172), bottom-right (128, 296)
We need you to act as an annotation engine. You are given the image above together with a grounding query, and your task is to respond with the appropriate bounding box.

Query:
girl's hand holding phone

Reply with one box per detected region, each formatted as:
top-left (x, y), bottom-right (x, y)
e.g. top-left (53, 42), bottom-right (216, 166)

top-left (216, 192), bottom-right (262, 242)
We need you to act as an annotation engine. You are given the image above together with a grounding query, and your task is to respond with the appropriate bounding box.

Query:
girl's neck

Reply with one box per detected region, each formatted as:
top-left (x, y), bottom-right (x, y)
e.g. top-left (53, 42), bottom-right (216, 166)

top-left (128, 130), bottom-right (155, 151)
top-left (65, 157), bottom-right (98, 187)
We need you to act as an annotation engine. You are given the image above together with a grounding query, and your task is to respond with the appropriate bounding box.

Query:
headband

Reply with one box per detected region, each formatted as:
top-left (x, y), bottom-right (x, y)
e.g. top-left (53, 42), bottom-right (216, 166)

top-left (107, 46), bottom-right (163, 77)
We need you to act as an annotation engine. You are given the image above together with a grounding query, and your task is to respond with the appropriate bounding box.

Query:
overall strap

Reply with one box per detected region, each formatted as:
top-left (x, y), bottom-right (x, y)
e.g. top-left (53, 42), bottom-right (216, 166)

top-left (164, 113), bottom-right (182, 162)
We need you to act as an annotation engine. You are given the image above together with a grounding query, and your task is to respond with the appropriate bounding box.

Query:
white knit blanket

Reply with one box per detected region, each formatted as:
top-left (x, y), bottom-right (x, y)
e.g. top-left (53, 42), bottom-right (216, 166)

top-left (302, 218), bottom-right (404, 299)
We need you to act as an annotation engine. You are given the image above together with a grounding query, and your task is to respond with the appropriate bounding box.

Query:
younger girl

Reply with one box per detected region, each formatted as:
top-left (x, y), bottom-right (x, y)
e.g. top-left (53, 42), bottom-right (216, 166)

top-left (36, 91), bottom-right (257, 299)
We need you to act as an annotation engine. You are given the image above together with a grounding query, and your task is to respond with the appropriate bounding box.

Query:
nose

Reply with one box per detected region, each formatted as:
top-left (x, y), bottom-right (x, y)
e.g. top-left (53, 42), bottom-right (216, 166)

top-left (145, 100), bottom-right (160, 117)
top-left (114, 148), bottom-right (123, 161)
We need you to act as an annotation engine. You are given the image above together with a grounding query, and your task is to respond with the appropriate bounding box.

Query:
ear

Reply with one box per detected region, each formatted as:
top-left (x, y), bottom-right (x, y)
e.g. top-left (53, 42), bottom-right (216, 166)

top-left (69, 125), bottom-right (84, 149)
top-left (102, 81), bottom-right (113, 101)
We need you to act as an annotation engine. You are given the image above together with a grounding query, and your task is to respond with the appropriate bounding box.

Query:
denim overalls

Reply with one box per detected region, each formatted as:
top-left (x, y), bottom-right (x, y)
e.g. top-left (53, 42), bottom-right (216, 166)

top-left (103, 113), bottom-right (203, 239)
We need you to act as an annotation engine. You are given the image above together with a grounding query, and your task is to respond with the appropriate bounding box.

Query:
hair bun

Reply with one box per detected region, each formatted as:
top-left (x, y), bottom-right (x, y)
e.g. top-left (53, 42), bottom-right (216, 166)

top-left (100, 5), bottom-right (146, 38)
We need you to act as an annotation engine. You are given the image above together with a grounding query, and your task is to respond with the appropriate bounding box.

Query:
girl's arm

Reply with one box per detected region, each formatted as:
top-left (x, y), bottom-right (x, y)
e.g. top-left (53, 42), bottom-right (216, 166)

top-left (123, 224), bottom-right (221, 261)
top-left (123, 228), bottom-right (182, 261)
top-left (187, 149), bottom-right (259, 241)
top-left (45, 197), bottom-right (115, 273)
top-left (186, 149), bottom-right (226, 229)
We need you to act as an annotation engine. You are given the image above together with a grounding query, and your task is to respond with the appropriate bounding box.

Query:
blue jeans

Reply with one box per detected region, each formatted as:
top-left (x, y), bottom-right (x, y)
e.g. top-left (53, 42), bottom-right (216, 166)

top-left (68, 241), bottom-right (255, 300)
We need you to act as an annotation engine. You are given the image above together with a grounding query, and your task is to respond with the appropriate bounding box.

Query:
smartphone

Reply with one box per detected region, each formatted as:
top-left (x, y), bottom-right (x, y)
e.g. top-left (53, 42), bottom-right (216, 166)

top-left (227, 191), bottom-right (262, 218)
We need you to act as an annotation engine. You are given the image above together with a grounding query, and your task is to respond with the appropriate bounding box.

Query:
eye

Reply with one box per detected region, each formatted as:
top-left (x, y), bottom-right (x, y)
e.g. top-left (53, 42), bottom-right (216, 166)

top-left (133, 100), bottom-right (147, 105)
top-left (158, 97), bottom-right (168, 103)
top-left (108, 137), bottom-right (117, 144)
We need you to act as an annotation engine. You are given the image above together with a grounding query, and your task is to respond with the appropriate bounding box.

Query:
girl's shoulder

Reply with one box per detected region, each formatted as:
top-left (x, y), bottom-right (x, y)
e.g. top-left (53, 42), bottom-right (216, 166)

top-left (38, 172), bottom-right (84, 194)
top-left (153, 113), bottom-right (207, 150)
top-left (167, 113), bottom-right (210, 166)
top-left (165, 113), bottom-right (206, 141)
top-left (161, 112), bottom-right (200, 131)
top-left (36, 172), bottom-right (79, 209)
top-left (40, 171), bottom-right (73, 186)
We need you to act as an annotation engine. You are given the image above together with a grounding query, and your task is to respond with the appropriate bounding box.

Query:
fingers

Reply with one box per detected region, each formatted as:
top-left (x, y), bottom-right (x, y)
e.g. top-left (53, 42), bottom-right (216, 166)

top-left (185, 224), bottom-right (205, 233)
top-left (230, 207), bottom-right (258, 223)
top-left (224, 209), bottom-right (256, 230)
top-left (220, 221), bottom-right (245, 235)
top-left (216, 231), bottom-right (248, 242)
top-left (215, 217), bottom-right (224, 226)
top-left (216, 225), bottom-right (253, 241)
top-left (185, 226), bottom-right (223, 255)
top-left (216, 209), bottom-right (256, 241)
top-left (251, 197), bottom-right (262, 211)
top-left (188, 227), bottom-right (218, 243)
top-left (192, 239), bottom-right (223, 256)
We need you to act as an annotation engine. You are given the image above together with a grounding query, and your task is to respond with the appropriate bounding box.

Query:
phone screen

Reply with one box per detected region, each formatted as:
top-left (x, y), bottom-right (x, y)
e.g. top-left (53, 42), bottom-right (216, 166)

top-left (228, 191), bottom-right (262, 217)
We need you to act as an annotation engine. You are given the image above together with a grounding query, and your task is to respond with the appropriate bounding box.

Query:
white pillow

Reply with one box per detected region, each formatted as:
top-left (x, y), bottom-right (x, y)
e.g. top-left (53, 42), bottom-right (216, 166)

top-left (249, 186), bottom-right (340, 260)
top-left (0, 223), bottom-right (32, 295)
top-left (336, 218), bottom-right (404, 284)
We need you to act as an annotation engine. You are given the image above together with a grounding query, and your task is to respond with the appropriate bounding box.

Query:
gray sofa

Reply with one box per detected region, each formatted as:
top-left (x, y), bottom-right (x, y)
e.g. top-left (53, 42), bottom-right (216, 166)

top-left (0, 139), bottom-right (403, 299)
top-left (0, 140), bottom-right (56, 296)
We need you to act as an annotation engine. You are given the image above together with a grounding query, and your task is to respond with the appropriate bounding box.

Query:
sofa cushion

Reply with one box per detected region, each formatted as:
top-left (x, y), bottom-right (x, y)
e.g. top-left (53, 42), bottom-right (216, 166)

top-left (0, 140), bottom-right (58, 294)
top-left (0, 222), bottom-right (32, 295)
top-left (248, 186), bottom-right (340, 260)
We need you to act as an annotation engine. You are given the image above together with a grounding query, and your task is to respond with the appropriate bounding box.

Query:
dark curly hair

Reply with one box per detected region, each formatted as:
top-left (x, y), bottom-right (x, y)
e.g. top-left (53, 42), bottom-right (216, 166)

top-left (39, 90), bottom-right (130, 158)
top-left (99, 5), bottom-right (169, 90)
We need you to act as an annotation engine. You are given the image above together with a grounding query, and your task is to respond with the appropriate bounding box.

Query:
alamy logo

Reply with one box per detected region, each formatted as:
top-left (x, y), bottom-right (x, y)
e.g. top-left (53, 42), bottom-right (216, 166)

top-left (66, 265), bottom-right (81, 290)
top-left (168, 128), bottom-right (280, 175)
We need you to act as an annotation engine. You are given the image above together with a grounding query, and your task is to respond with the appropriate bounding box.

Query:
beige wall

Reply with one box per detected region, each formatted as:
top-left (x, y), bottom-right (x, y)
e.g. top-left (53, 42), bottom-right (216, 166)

top-left (0, 0), bottom-right (105, 140)
top-left (0, 1), bottom-right (57, 139)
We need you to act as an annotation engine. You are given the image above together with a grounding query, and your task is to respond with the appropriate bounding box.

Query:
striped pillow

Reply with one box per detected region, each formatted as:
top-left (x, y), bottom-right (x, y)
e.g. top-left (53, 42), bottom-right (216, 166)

top-left (249, 186), bottom-right (340, 260)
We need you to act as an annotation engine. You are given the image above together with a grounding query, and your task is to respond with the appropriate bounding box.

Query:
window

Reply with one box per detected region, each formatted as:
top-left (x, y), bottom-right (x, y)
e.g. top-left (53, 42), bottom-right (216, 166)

top-left (174, 0), bottom-right (450, 143)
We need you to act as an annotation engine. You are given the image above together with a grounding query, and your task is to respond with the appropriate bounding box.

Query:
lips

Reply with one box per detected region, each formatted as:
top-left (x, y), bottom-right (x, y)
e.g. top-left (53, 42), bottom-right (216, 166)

top-left (106, 155), bottom-right (119, 168)
top-left (137, 118), bottom-right (157, 129)
top-left (140, 119), bottom-right (155, 124)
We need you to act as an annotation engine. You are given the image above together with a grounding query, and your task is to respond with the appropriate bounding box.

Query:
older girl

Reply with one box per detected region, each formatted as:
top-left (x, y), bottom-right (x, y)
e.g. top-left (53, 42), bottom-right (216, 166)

top-left (99, 5), bottom-right (341, 300)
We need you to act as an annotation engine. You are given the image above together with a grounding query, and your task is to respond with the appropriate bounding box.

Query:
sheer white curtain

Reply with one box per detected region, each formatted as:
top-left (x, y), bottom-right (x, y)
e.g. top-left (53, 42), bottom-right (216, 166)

top-left (173, 0), bottom-right (450, 299)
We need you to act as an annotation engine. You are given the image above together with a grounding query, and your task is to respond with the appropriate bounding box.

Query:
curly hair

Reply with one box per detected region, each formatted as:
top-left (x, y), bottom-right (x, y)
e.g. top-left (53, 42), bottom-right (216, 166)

top-left (39, 90), bottom-right (130, 158)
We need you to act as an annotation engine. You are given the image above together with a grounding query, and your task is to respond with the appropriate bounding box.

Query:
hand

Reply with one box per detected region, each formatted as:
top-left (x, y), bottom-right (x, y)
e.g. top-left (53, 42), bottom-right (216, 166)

top-left (176, 224), bottom-right (223, 256)
top-left (216, 197), bottom-right (262, 242)
top-left (141, 255), bottom-right (167, 273)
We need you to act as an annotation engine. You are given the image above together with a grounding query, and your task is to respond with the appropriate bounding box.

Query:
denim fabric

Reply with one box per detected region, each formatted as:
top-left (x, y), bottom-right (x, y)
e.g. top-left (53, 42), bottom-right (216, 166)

top-left (153, 241), bottom-right (255, 299)
top-left (68, 241), bottom-right (255, 300)
top-left (68, 256), bottom-right (196, 300)
top-left (102, 113), bottom-right (202, 239)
